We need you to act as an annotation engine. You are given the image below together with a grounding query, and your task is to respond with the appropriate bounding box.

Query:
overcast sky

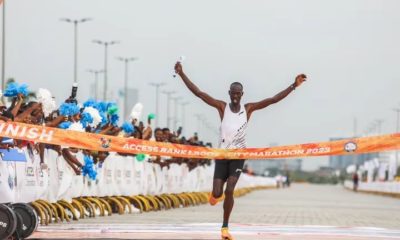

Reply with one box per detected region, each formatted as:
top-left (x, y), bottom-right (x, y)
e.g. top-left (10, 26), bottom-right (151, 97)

top-left (3, 0), bottom-right (400, 170)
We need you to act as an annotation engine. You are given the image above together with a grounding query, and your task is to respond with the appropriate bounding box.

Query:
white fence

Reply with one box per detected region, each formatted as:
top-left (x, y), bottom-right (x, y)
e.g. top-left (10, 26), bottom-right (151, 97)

top-left (344, 180), bottom-right (400, 194)
top-left (0, 147), bottom-right (276, 204)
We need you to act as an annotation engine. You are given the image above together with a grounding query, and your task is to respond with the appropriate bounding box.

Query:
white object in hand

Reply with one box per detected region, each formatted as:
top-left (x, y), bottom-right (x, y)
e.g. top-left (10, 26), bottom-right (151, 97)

top-left (178, 56), bottom-right (185, 62)
top-left (173, 56), bottom-right (186, 77)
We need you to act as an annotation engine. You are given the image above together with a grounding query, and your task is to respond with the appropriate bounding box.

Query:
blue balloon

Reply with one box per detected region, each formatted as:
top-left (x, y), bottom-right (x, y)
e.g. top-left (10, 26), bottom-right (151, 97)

top-left (58, 121), bottom-right (72, 129)
top-left (59, 103), bottom-right (80, 116)
top-left (121, 121), bottom-right (134, 134)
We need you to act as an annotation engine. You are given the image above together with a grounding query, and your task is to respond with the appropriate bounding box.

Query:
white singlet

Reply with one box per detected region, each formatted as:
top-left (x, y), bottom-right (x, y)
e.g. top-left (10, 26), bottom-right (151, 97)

top-left (219, 103), bottom-right (248, 149)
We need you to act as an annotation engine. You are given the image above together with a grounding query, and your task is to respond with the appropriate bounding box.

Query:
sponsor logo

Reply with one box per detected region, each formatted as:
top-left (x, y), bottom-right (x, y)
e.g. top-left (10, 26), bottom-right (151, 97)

top-left (344, 141), bottom-right (357, 152)
top-left (26, 167), bottom-right (34, 176)
top-left (100, 137), bottom-right (111, 149)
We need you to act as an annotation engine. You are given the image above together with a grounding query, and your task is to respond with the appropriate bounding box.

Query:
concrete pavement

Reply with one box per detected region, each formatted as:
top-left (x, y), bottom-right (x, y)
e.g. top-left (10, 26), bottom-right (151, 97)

top-left (29, 184), bottom-right (400, 239)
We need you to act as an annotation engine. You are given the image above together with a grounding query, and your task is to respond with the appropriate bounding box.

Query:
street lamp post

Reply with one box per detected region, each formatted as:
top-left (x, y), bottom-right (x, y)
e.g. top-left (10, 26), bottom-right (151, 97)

top-left (180, 101), bottom-right (189, 135)
top-left (149, 82), bottom-right (166, 128)
top-left (1, 0), bottom-right (5, 95)
top-left (60, 18), bottom-right (92, 84)
top-left (87, 69), bottom-right (104, 100)
top-left (394, 108), bottom-right (400, 171)
top-left (172, 96), bottom-right (182, 131)
top-left (203, 118), bottom-right (214, 142)
top-left (194, 113), bottom-right (205, 136)
top-left (93, 40), bottom-right (119, 101)
top-left (375, 119), bottom-right (384, 134)
top-left (162, 90), bottom-right (175, 129)
top-left (116, 57), bottom-right (137, 120)
top-left (394, 108), bottom-right (400, 133)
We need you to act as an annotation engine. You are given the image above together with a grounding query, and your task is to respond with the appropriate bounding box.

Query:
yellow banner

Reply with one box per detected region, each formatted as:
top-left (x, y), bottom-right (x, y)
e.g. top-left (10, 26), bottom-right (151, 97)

top-left (0, 122), bottom-right (399, 159)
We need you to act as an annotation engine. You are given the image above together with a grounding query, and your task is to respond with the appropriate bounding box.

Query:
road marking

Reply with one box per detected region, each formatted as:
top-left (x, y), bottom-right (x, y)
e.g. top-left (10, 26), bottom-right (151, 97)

top-left (29, 223), bottom-right (400, 239)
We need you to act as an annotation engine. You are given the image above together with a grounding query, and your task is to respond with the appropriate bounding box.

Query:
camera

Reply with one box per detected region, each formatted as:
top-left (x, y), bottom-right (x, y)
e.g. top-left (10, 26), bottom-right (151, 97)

top-left (66, 83), bottom-right (78, 104)
top-left (71, 83), bottom-right (78, 99)
top-left (177, 126), bottom-right (182, 136)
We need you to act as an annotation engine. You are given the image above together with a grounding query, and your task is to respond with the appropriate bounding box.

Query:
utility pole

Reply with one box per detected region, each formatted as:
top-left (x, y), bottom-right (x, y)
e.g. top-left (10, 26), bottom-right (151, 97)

top-left (116, 57), bottom-right (137, 120)
top-left (1, 0), bottom-right (6, 98)
top-left (393, 108), bottom-right (400, 173)
top-left (172, 96), bottom-right (182, 131)
top-left (375, 119), bottom-right (384, 135)
top-left (60, 18), bottom-right (92, 84)
top-left (180, 101), bottom-right (189, 135)
top-left (149, 82), bottom-right (166, 127)
top-left (194, 113), bottom-right (205, 136)
top-left (86, 69), bottom-right (104, 100)
top-left (162, 90), bottom-right (175, 129)
top-left (93, 40), bottom-right (119, 100)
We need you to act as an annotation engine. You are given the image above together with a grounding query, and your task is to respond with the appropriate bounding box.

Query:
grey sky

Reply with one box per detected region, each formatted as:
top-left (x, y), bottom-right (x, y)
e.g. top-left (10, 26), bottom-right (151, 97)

top-left (3, 0), bottom-right (400, 170)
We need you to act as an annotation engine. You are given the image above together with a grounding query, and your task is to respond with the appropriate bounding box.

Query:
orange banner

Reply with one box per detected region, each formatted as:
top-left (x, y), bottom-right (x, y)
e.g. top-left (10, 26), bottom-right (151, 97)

top-left (0, 122), bottom-right (399, 159)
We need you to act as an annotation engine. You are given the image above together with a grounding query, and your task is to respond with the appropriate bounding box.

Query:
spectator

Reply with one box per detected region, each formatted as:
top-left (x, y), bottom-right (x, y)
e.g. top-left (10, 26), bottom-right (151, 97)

top-left (352, 172), bottom-right (359, 192)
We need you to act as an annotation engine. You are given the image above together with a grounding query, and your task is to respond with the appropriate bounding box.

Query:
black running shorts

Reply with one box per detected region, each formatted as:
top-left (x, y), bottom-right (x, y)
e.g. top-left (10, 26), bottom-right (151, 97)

top-left (213, 159), bottom-right (246, 181)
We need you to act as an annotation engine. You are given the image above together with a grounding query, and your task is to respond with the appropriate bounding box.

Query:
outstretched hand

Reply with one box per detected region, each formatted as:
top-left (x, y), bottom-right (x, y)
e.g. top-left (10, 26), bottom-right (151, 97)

top-left (295, 74), bottom-right (307, 87)
top-left (17, 93), bottom-right (24, 102)
top-left (174, 62), bottom-right (183, 76)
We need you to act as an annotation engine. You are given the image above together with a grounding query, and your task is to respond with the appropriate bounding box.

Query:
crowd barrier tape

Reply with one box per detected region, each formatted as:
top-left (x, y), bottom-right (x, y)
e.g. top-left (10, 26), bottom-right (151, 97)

top-left (0, 122), bottom-right (399, 159)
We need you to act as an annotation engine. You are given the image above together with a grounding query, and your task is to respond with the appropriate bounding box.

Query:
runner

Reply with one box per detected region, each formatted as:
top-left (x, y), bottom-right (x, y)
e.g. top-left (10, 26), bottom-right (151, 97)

top-left (174, 62), bottom-right (306, 240)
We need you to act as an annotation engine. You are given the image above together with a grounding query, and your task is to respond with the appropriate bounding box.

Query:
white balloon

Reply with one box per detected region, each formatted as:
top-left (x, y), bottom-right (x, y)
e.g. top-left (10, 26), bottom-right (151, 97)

top-left (130, 102), bottom-right (144, 123)
top-left (37, 88), bottom-right (57, 117)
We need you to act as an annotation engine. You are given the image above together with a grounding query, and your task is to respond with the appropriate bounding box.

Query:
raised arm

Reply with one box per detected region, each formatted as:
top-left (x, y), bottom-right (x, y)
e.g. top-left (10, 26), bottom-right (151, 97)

top-left (10, 94), bottom-right (24, 119)
top-left (245, 74), bottom-right (307, 119)
top-left (15, 102), bottom-right (41, 122)
top-left (175, 62), bottom-right (226, 119)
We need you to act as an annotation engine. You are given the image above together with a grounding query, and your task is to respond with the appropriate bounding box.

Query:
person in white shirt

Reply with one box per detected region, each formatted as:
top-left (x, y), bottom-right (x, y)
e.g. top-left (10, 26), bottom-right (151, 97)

top-left (175, 62), bottom-right (306, 240)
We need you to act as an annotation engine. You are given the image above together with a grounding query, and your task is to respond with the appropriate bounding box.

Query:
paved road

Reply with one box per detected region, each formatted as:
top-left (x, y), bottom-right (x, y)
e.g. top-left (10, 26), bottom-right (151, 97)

top-left (30, 184), bottom-right (400, 239)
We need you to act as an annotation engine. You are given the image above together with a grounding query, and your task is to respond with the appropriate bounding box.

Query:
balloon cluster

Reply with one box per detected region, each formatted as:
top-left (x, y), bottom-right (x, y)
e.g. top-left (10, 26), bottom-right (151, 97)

top-left (121, 121), bottom-right (134, 134)
top-left (80, 112), bottom-right (94, 128)
top-left (59, 103), bottom-right (80, 116)
top-left (4, 82), bottom-right (29, 97)
top-left (83, 99), bottom-right (120, 127)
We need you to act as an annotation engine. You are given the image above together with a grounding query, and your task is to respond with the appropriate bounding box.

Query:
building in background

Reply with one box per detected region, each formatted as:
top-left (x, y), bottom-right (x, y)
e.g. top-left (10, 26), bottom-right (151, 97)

top-left (246, 142), bottom-right (303, 176)
top-left (247, 158), bottom-right (303, 176)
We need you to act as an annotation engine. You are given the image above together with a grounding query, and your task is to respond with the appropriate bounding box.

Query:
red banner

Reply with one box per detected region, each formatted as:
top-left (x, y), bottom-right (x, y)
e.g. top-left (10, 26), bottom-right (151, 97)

top-left (0, 122), bottom-right (399, 159)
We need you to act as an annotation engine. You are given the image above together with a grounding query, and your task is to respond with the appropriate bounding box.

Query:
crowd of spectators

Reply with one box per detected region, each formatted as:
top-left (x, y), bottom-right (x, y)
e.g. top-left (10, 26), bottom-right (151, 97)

top-left (0, 80), bottom-right (212, 179)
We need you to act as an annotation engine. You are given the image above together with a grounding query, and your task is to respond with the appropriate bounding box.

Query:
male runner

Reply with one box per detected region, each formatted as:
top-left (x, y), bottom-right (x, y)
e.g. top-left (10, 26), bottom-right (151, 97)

top-left (174, 62), bottom-right (306, 240)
